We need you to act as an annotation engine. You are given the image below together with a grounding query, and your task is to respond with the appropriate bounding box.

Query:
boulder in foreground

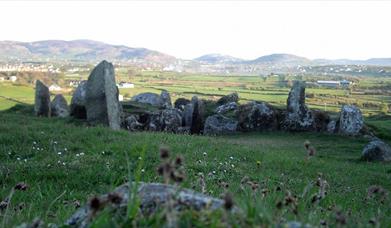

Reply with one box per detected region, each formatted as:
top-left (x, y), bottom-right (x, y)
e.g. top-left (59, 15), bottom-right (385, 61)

top-left (361, 140), bottom-right (391, 162)
top-left (85, 60), bottom-right (121, 130)
top-left (66, 182), bottom-right (235, 227)
top-left (34, 80), bottom-right (50, 117)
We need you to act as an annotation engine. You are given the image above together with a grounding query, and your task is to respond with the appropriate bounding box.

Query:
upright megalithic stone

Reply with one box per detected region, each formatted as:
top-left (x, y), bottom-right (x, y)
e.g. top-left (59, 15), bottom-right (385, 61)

top-left (85, 60), bottom-right (121, 130)
top-left (34, 80), bottom-right (50, 117)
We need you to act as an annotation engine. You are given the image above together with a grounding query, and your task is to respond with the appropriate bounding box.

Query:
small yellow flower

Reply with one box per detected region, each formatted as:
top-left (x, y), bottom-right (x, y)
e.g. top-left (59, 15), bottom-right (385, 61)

top-left (256, 160), bottom-right (261, 167)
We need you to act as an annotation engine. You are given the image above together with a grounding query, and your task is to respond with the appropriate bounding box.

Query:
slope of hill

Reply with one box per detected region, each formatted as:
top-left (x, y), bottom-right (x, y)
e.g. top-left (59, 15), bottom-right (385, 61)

top-left (194, 53), bottom-right (244, 64)
top-left (249, 53), bottom-right (311, 66)
top-left (0, 39), bottom-right (176, 65)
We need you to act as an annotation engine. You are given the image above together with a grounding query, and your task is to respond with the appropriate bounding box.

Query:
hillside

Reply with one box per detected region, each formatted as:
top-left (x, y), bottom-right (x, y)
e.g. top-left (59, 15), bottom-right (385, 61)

top-left (0, 40), bottom-right (176, 65)
top-left (194, 53), bottom-right (244, 64)
top-left (1, 105), bottom-right (391, 226)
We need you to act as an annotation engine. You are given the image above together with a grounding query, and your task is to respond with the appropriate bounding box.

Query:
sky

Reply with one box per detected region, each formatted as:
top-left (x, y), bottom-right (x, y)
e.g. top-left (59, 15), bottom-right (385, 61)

top-left (1, 1), bottom-right (391, 60)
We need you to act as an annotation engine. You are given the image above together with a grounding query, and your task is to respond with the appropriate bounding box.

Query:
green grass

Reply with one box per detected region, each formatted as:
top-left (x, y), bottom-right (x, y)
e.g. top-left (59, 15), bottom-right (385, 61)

top-left (1, 106), bottom-right (391, 227)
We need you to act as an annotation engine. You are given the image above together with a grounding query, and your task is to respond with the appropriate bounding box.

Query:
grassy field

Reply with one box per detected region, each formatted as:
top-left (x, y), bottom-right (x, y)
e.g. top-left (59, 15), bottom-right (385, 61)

top-left (0, 105), bottom-right (391, 227)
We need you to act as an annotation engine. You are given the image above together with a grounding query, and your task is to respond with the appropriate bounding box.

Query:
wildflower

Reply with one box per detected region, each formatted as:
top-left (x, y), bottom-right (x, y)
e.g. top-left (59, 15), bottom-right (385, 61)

top-left (24, 159), bottom-right (27, 163)
top-left (229, 156), bottom-right (234, 160)
top-left (203, 152), bottom-right (207, 156)
top-left (17, 157), bottom-right (21, 161)
top-left (160, 147), bottom-right (170, 159)
top-left (76, 154), bottom-right (80, 157)
top-left (80, 152), bottom-right (85, 156)
top-left (256, 160), bottom-right (261, 167)
top-left (62, 162), bottom-right (66, 166)
top-left (58, 152), bottom-right (62, 155)
top-left (231, 164), bottom-right (235, 168)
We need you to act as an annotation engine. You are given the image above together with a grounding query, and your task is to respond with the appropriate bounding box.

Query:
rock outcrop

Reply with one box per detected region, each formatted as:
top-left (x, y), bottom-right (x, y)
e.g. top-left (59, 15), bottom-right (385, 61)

top-left (204, 114), bottom-right (238, 135)
top-left (34, 80), bottom-right (51, 117)
top-left (361, 140), bottom-right (391, 162)
top-left (160, 90), bottom-right (172, 109)
top-left (85, 60), bottom-right (121, 130)
top-left (217, 92), bottom-right (239, 105)
top-left (124, 115), bottom-right (144, 131)
top-left (338, 105), bottom-right (364, 135)
top-left (70, 81), bottom-right (87, 119)
top-left (283, 81), bottom-right (314, 131)
top-left (66, 182), bottom-right (234, 227)
top-left (51, 94), bottom-right (69, 117)
top-left (237, 101), bottom-right (279, 131)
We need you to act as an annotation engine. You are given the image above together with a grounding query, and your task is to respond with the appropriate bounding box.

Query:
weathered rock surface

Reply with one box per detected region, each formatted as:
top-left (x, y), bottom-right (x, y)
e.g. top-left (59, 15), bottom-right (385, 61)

top-left (124, 115), bottom-right (144, 131)
top-left (51, 94), bottom-right (69, 117)
top-left (131, 90), bottom-right (172, 108)
top-left (338, 105), bottom-right (364, 135)
top-left (159, 108), bottom-right (182, 132)
top-left (312, 110), bottom-right (330, 132)
top-left (66, 182), bottom-right (233, 228)
top-left (70, 81), bottom-right (87, 119)
top-left (215, 102), bottom-right (238, 114)
top-left (174, 98), bottom-right (191, 111)
top-left (283, 81), bottom-right (314, 131)
top-left (34, 80), bottom-right (50, 117)
top-left (217, 92), bottom-right (239, 105)
top-left (204, 114), bottom-right (238, 135)
top-left (327, 120), bottom-right (336, 133)
top-left (160, 90), bottom-right (172, 109)
top-left (85, 60), bottom-right (121, 130)
top-left (237, 101), bottom-right (279, 131)
top-left (361, 140), bottom-right (391, 162)
top-left (132, 92), bottom-right (161, 106)
top-left (183, 96), bottom-right (205, 134)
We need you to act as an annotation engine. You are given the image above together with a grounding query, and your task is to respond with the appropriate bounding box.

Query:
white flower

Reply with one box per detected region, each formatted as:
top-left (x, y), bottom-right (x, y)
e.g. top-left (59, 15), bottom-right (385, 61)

top-left (229, 156), bottom-right (234, 160)
top-left (17, 157), bottom-right (21, 161)
top-left (8, 152), bottom-right (11, 155)
top-left (141, 169), bottom-right (145, 173)
top-left (212, 170), bottom-right (216, 174)
top-left (64, 148), bottom-right (68, 151)
top-left (102, 151), bottom-right (105, 155)
top-left (203, 152), bottom-right (207, 156)
top-left (76, 154), bottom-right (80, 157)
top-left (62, 162), bottom-right (66, 166)
top-left (24, 159), bottom-right (27, 162)
top-left (33, 141), bottom-right (37, 145)
top-left (80, 152), bottom-right (85, 156)
top-left (57, 152), bottom-right (62, 155)
top-left (231, 164), bottom-right (235, 168)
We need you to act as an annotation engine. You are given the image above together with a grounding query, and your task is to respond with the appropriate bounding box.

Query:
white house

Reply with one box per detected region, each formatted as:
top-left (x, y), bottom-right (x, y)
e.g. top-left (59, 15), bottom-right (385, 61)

top-left (9, 76), bottom-right (17, 82)
top-left (49, 84), bottom-right (62, 91)
top-left (118, 82), bottom-right (134, 89)
top-left (316, 80), bottom-right (340, 88)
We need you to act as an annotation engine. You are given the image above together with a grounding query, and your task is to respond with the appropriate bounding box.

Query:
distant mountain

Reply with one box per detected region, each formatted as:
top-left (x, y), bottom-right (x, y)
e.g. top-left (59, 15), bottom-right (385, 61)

top-left (0, 39), bottom-right (176, 65)
top-left (194, 54), bottom-right (244, 64)
top-left (249, 53), bottom-right (311, 66)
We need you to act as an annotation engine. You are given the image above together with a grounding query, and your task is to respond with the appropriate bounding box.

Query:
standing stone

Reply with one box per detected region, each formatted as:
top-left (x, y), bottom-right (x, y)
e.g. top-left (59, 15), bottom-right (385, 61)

top-left (51, 94), bottom-right (69, 117)
top-left (361, 140), bottom-right (391, 162)
top-left (183, 96), bottom-right (205, 134)
top-left (34, 80), bottom-right (50, 117)
top-left (70, 81), bottom-right (87, 119)
top-left (237, 101), bottom-right (279, 131)
top-left (204, 114), bottom-right (238, 135)
top-left (283, 81), bottom-right (314, 131)
top-left (338, 105), bottom-right (364, 135)
top-left (160, 90), bottom-right (172, 109)
top-left (85, 60), bottom-right (121, 130)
